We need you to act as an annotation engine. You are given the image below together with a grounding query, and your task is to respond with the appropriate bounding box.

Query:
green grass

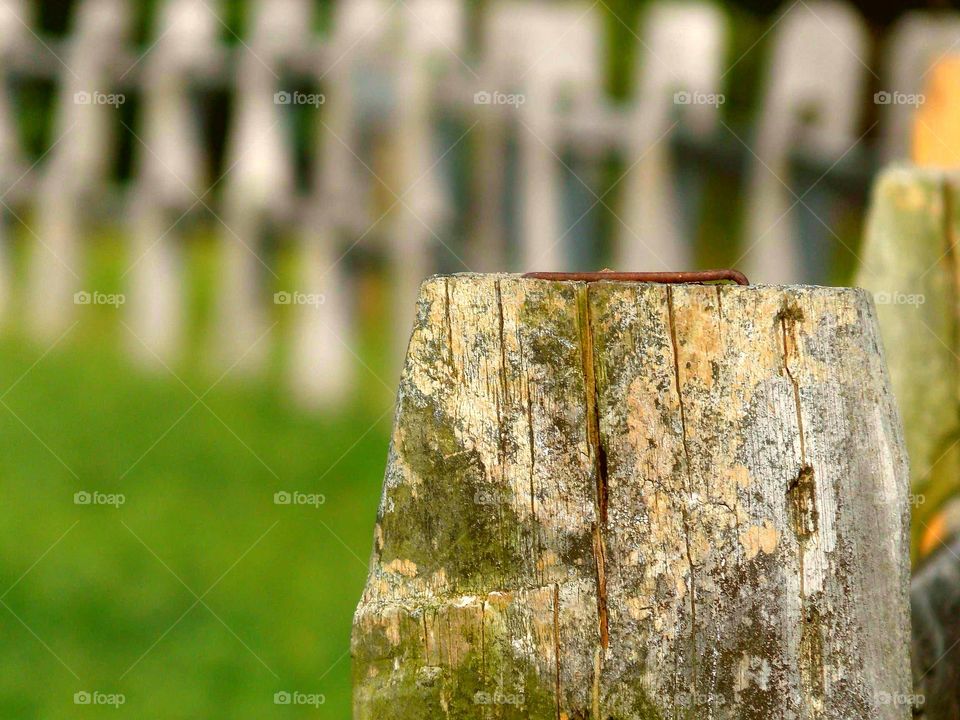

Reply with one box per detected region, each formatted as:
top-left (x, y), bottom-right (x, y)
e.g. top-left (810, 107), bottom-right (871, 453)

top-left (0, 231), bottom-right (394, 718)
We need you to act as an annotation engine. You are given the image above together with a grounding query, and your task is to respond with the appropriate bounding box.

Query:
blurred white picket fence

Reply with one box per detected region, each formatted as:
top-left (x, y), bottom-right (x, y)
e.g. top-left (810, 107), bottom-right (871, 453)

top-left (0, 0), bottom-right (952, 407)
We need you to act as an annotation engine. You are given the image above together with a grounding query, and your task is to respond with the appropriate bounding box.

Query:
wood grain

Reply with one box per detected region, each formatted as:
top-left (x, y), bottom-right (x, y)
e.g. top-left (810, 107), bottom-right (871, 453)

top-left (353, 274), bottom-right (911, 719)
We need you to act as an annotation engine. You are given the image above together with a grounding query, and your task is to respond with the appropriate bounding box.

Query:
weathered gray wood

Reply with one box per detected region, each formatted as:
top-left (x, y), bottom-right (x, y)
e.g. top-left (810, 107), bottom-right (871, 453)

top-left (353, 274), bottom-right (911, 718)
top-left (854, 167), bottom-right (960, 720)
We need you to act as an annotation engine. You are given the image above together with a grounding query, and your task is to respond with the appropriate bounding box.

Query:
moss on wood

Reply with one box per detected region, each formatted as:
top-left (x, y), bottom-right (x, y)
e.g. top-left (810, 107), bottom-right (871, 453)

top-left (354, 275), bottom-right (911, 719)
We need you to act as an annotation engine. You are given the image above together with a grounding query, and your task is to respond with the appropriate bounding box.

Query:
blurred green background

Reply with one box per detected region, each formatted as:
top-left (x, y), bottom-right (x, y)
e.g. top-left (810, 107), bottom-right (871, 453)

top-left (0, 227), bottom-right (394, 718)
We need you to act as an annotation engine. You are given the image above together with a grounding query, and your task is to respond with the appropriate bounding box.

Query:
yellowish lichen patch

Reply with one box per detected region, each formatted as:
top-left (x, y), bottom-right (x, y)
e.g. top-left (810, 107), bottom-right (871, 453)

top-left (728, 464), bottom-right (752, 489)
top-left (739, 521), bottom-right (779, 560)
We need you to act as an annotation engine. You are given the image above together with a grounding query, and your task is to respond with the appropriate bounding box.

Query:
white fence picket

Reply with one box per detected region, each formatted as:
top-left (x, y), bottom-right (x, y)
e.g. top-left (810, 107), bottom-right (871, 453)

top-left (216, 0), bottom-right (311, 370)
top-left (29, 0), bottom-right (130, 339)
top-left (617, 1), bottom-right (727, 272)
top-left (127, 0), bottom-right (219, 365)
top-left (285, 0), bottom-right (394, 407)
top-left (483, 0), bottom-right (602, 271)
top-left (0, 0), bottom-right (27, 317)
top-left (742, 0), bottom-right (869, 284)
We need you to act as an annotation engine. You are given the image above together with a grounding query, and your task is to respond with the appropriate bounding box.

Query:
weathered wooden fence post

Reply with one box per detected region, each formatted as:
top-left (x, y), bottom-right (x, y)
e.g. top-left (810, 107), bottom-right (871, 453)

top-left (853, 165), bottom-right (960, 719)
top-left (352, 274), bottom-right (911, 718)
top-left (853, 167), bottom-right (958, 559)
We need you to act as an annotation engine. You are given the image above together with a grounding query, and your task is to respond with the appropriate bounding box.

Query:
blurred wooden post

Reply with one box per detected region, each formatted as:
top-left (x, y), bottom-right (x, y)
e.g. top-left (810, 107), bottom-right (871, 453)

top-left (854, 61), bottom-right (960, 559)
top-left (29, 0), bottom-right (129, 338)
top-left (482, 2), bottom-right (601, 271)
top-left (126, 0), bottom-right (218, 365)
top-left (742, 1), bottom-right (868, 285)
top-left (0, 0), bottom-right (26, 318)
top-left (853, 66), bottom-right (960, 720)
top-left (880, 12), bottom-right (960, 163)
top-left (617, 1), bottom-right (726, 272)
top-left (215, 0), bottom-right (309, 369)
top-left (353, 274), bottom-right (911, 718)
top-left (389, 0), bottom-right (464, 367)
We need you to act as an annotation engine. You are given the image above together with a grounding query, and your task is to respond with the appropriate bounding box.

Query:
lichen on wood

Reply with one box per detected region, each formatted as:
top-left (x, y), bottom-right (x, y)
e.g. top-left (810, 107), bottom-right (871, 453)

top-left (353, 274), bottom-right (911, 719)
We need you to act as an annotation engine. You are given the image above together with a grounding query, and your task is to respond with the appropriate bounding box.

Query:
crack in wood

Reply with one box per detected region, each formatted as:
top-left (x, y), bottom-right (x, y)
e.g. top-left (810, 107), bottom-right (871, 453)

top-left (777, 304), bottom-right (806, 465)
top-left (480, 600), bottom-right (486, 685)
top-left (526, 391), bottom-right (541, 583)
top-left (495, 280), bottom-right (510, 404)
top-left (578, 285), bottom-right (610, 659)
top-left (444, 278), bottom-right (454, 370)
top-left (777, 304), bottom-right (825, 705)
top-left (666, 286), bottom-right (700, 704)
